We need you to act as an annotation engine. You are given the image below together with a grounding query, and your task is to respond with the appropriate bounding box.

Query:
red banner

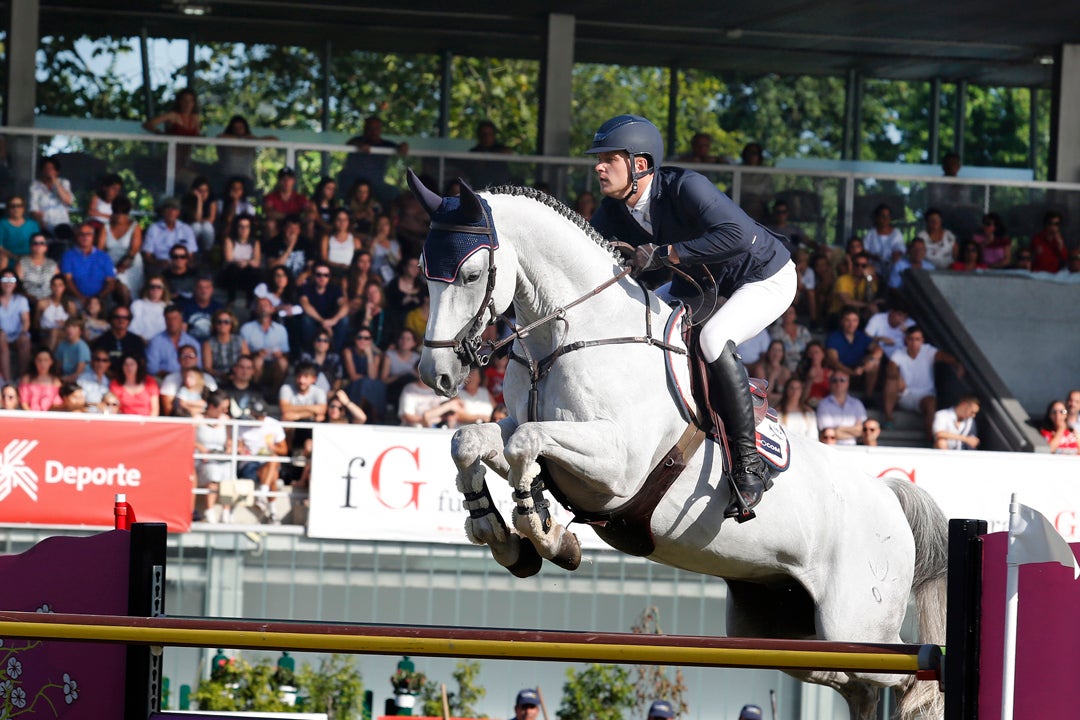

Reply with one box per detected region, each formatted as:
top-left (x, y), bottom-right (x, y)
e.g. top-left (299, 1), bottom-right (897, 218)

top-left (0, 415), bottom-right (194, 532)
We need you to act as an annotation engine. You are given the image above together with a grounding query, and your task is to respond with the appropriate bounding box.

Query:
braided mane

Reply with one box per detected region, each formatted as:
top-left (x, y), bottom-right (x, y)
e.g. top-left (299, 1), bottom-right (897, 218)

top-left (486, 185), bottom-right (624, 263)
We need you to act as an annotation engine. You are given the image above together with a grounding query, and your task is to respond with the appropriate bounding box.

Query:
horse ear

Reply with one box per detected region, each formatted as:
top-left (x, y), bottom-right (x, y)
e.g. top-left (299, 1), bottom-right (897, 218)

top-left (407, 168), bottom-right (442, 216)
top-left (458, 178), bottom-right (484, 223)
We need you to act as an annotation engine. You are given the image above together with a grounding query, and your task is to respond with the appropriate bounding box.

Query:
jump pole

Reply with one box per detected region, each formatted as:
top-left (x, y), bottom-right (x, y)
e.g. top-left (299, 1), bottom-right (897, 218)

top-left (0, 611), bottom-right (940, 678)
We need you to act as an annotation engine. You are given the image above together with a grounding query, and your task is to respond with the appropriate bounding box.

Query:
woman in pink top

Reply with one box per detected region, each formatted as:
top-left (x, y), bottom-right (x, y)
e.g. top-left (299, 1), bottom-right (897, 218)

top-left (18, 347), bottom-right (62, 411)
top-left (109, 352), bottom-right (160, 416)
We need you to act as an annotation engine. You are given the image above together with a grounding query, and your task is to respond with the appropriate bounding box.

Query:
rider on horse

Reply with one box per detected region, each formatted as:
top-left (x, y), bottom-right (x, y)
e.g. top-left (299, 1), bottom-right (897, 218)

top-left (586, 114), bottom-right (796, 519)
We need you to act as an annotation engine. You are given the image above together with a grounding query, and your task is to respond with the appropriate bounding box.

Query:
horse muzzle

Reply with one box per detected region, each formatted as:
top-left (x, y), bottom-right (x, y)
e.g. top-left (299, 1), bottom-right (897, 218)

top-left (419, 348), bottom-right (466, 398)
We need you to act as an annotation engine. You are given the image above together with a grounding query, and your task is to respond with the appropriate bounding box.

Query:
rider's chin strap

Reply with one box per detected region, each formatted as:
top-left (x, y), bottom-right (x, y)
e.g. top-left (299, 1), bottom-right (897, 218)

top-left (620, 156), bottom-right (654, 202)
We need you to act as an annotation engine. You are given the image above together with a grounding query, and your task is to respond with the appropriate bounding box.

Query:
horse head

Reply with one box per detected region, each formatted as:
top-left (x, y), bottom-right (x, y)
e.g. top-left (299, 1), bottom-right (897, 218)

top-left (408, 169), bottom-right (515, 396)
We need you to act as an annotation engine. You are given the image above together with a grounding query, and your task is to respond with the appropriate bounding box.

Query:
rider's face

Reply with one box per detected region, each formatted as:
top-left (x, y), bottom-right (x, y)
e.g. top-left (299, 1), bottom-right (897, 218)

top-left (593, 151), bottom-right (634, 199)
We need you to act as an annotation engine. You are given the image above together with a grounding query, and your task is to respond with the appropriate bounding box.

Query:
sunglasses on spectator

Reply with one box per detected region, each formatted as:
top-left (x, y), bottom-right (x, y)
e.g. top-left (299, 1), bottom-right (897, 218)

top-left (854, 262), bottom-right (869, 269)
top-left (314, 272), bottom-right (331, 278)
top-left (170, 253), bottom-right (189, 260)
top-left (830, 376), bottom-right (849, 383)
top-left (93, 356), bottom-right (111, 362)
top-left (149, 284), bottom-right (164, 290)
top-left (215, 317), bottom-right (232, 324)
top-left (356, 334), bottom-right (372, 340)
top-left (105, 400), bottom-right (120, 407)
top-left (315, 337), bottom-right (331, 343)
top-left (31, 240), bottom-right (47, 246)
top-left (1, 277), bottom-right (16, 284)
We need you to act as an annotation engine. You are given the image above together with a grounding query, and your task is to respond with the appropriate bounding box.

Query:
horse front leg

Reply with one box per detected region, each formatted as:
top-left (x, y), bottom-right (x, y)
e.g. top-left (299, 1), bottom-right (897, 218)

top-left (452, 419), bottom-right (543, 578)
top-left (504, 419), bottom-right (631, 572)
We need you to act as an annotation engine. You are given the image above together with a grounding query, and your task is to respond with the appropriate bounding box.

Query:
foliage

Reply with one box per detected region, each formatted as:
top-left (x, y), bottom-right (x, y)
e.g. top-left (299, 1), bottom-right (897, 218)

top-left (390, 665), bottom-right (427, 694)
top-left (418, 660), bottom-right (488, 718)
top-left (630, 606), bottom-right (688, 718)
top-left (556, 663), bottom-right (636, 720)
top-left (192, 653), bottom-right (364, 719)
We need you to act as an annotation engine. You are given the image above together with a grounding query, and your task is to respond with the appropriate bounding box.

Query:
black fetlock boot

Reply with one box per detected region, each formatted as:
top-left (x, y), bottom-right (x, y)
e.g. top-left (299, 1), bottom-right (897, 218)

top-left (707, 341), bottom-right (772, 522)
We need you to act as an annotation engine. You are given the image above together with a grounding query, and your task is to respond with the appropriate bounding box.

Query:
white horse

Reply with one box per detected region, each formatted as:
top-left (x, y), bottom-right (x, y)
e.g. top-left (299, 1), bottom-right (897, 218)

top-left (410, 173), bottom-right (947, 720)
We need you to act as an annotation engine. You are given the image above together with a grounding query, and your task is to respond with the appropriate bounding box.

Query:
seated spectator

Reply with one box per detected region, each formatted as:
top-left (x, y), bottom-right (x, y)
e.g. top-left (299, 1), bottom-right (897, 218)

top-left (392, 191), bottom-right (430, 259)
top-left (737, 327), bottom-right (771, 368)
top-left (0, 383), bottom-right (19, 410)
top-left (860, 418), bottom-right (882, 447)
top-left (0, 267), bottom-right (32, 382)
top-left (339, 116), bottom-right (410, 207)
top-left (675, 132), bottom-right (722, 164)
top-left (219, 213), bottom-right (262, 302)
top-left (484, 352), bottom-right (508, 406)
top-left (345, 250), bottom-right (379, 316)
top-left (776, 377), bottom-right (817, 440)
top-left (796, 340), bottom-right (831, 408)
top-left (100, 195), bottom-right (145, 303)
top-left (78, 349), bottom-right (114, 408)
top-left (404, 292), bottom-right (430, 345)
top-left (179, 275), bottom-right (222, 344)
top-left (109, 352), bottom-right (160, 416)
top-left (91, 305), bottom-right (146, 376)
top-left (161, 244), bottom-right (199, 299)
top-left (221, 354), bottom-right (262, 419)
top-left (803, 252), bottom-right (835, 330)
top-left (265, 215), bottom-right (312, 280)
top-left (130, 276), bottom-right (170, 341)
top-left (1066, 389), bottom-right (1080, 432)
top-left (573, 191), bottom-right (596, 220)
top-left (749, 339), bottom-right (791, 407)
top-left (464, 120), bottom-right (513, 187)
top-left (143, 198), bottom-right (198, 275)
top-left (279, 361), bottom-right (328, 422)
top-left (171, 366), bottom-right (210, 417)
top-left (864, 304), bottom-right (914, 355)
top-left (1011, 248), bottom-right (1033, 271)
top-left (203, 309), bottom-right (249, 381)
top-left (310, 177), bottom-right (340, 226)
top-left (368, 214), bottom-right (401, 283)
top-left (321, 208), bottom-right (361, 279)
top-left (456, 367), bottom-right (495, 424)
top-left (830, 251), bottom-right (883, 324)
top-left (888, 237), bottom-right (934, 290)
top-left (299, 202), bottom-right (327, 254)
top-left (194, 389), bottom-right (233, 523)
top-left (61, 222), bottom-right (116, 307)
top-left (818, 427), bottom-right (838, 445)
top-left (862, 203), bottom-right (905, 277)
top-left (19, 347), bottom-right (62, 411)
top-left (99, 391), bottom-right (121, 414)
top-left (1061, 248), bottom-right (1080, 277)
top-left (738, 142), bottom-right (772, 222)
top-left (1030, 211), bottom-right (1068, 273)
top-left (815, 369), bottom-right (867, 446)
top-left (825, 307), bottom-right (882, 394)
top-left (398, 371), bottom-right (459, 428)
top-left (300, 329), bottom-right (343, 393)
top-left (971, 212), bottom-right (1012, 269)
top-left (299, 261), bottom-right (350, 351)
top-left (917, 208), bottom-right (956, 270)
top-left (146, 304), bottom-right (202, 378)
top-left (35, 273), bottom-right (75, 350)
top-left (28, 157), bottom-right (74, 248)
top-left (264, 167), bottom-right (308, 224)
top-left (882, 325), bottom-right (964, 438)
top-left (239, 297), bottom-right (290, 391)
top-left (216, 175), bottom-right (257, 240)
top-left (327, 388), bottom-right (368, 424)
top-left (933, 395), bottom-right (981, 450)
top-left (0, 195), bottom-right (41, 266)
top-left (54, 316), bottom-right (89, 383)
top-left (381, 328), bottom-right (420, 409)
top-left (949, 241), bottom-right (987, 272)
top-left (343, 326), bottom-right (386, 423)
top-left (14, 232), bottom-right (57, 304)
top-left (356, 281), bottom-right (389, 348)
top-left (88, 173), bottom-right (123, 227)
top-left (182, 176), bottom-right (217, 254)
top-left (345, 179), bottom-right (381, 236)
top-left (1040, 399), bottom-right (1079, 455)
top-left (769, 305), bottom-right (811, 372)
top-left (217, 116), bottom-right (276, 186)
top-left (236, 400), bottom-right (289, 523)
top-left (53, 381), bottom-right (87, 413)
top-left (160, 344), bottom-right (218, 416)
top-left (767, 199), bottom-right (810, 248)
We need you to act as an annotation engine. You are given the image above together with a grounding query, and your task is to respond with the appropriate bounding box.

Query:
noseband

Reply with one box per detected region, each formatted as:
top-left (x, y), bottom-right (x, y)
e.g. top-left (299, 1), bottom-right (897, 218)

top-left (421, 206), bottom-right (500, 368)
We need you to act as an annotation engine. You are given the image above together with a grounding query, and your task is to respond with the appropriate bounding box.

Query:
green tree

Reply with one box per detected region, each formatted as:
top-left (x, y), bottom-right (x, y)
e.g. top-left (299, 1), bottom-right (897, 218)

top-left (295, 654), bottom-right (366, 720)
top-left (556, 664), bottom-right (636, 720)
top-left (418, 660), bottom-right (487, 718)
top-left (190, 656), bottom-right (293, 712)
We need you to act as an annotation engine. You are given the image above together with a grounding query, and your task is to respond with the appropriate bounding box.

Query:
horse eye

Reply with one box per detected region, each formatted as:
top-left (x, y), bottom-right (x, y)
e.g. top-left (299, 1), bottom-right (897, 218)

top-left (462, 270), bottom-right (482, 284)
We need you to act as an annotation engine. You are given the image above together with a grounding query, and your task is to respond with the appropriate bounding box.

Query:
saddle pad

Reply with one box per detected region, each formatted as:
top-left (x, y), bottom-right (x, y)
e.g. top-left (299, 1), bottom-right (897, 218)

top-left (756, 408), bottom-right (791, 472)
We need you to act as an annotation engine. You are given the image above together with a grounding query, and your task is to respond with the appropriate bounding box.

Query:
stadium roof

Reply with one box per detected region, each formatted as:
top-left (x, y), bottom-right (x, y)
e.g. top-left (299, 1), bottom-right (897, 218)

top-left (39, 0), bottom-right (1076, 88)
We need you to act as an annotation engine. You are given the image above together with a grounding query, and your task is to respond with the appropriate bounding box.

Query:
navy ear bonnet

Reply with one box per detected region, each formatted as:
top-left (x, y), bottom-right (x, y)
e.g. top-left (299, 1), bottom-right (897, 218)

top-left (422, 195), bottom-right (499, 283)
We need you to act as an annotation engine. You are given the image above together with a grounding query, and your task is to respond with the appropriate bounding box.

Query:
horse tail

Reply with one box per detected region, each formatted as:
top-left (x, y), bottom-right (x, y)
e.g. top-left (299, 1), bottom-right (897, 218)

top-left (885, 477), bottom-right (948, 720)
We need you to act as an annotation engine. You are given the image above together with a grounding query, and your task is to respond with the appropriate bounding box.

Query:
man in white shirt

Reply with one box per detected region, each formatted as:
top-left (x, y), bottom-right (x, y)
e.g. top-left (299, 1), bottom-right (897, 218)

top-left (933, 396), bottom-right (981, 450)
top-left (883, 325), bottom-right (964, 440)
top-left (864, 305), bottom-right (914, 353)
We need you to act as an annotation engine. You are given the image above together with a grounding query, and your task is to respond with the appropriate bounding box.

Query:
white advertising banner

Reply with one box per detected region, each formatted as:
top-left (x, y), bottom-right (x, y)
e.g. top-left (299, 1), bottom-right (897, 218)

top-left (309, 425), bottom-right (1080, 544)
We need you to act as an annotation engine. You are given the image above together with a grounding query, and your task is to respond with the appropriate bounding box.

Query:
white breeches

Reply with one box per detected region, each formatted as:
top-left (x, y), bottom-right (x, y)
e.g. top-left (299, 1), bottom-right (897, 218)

top-left (694, 260), bottom-right (797, 363)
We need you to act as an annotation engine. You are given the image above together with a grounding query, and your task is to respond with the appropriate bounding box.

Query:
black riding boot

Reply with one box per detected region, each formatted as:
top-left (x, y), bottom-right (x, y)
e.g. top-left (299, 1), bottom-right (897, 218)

top-left (708, 340), bottom-right (772, 521)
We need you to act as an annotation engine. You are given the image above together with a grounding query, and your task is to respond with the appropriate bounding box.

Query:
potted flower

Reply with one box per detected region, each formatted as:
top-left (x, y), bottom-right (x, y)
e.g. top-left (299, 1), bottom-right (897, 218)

top-left (390, 656), bottom-right (425, 714)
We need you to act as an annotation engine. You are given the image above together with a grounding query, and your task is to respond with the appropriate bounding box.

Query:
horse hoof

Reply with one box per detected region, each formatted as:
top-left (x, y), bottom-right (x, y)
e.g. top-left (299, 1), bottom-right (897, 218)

top-left (550, 531), bottom-right (581, 571)
top-left (506, 537), bottom-right (543, 578)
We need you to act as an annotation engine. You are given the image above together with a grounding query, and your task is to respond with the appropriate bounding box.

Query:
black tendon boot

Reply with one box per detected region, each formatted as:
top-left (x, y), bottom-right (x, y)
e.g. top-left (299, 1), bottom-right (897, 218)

top-left (708, 340), bottom-right (772, 521)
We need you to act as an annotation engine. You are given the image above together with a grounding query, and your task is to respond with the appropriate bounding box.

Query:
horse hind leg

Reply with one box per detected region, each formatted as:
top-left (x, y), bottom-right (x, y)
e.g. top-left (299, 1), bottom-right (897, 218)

top-left (452, 422), bottom-right (542, 578)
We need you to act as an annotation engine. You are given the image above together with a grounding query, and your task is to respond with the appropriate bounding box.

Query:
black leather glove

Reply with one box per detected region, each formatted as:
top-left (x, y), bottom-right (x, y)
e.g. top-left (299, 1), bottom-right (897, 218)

top-left (631, 243), bottom-right (669, 276)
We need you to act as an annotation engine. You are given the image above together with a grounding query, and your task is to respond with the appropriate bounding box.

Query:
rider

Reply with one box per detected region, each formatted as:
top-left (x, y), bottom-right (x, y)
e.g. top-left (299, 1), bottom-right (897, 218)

top-left (586, 114), bottom-right (796, 520)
